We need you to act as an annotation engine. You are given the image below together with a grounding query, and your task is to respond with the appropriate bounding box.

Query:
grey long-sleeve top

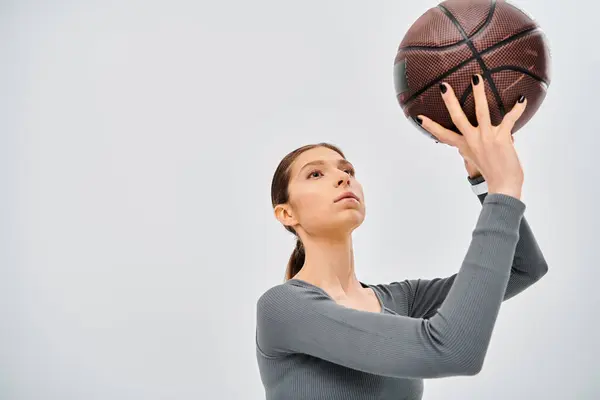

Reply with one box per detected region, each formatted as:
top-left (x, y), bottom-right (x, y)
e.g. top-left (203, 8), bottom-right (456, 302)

top-left (255, 176), bottom-right (548, 400)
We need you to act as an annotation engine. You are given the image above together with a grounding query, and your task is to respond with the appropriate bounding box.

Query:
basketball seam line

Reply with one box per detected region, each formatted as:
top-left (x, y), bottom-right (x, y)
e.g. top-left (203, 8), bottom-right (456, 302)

top-left (458, 66), bottom-right (548, 112)
top-left (398, 0), bottom-right (497, 52)
top-left (489, 66), bottom-right (548, 85)
top-left (438, 2), bottom-right (507, 118)
top-left (401, 26), bottom-right (540, 107)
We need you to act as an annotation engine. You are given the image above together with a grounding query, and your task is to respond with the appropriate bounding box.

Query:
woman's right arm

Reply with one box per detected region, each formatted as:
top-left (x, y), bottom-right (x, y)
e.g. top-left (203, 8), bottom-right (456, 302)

top-left (256, 192), bottom-right (525, 379)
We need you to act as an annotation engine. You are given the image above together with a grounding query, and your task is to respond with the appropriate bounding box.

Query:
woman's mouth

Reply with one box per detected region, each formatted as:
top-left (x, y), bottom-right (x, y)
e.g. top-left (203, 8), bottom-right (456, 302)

top-left (334, 192), bottom-right (360, 203)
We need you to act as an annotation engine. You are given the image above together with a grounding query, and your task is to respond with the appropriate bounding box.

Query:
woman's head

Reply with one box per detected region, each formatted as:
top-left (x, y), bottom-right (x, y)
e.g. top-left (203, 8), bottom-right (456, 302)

top-left (271, 143), bottom-right (366, 281)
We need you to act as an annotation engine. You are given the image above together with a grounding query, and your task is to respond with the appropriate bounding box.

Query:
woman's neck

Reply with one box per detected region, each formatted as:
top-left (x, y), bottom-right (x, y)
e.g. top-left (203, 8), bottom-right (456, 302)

top-left (293, 234), bottom-right (363, 296)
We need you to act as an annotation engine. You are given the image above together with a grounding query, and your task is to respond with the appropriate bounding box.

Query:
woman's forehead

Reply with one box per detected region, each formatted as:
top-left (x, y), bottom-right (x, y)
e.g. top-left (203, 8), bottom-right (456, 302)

top-left (291, 147), bottom-right (346, 175)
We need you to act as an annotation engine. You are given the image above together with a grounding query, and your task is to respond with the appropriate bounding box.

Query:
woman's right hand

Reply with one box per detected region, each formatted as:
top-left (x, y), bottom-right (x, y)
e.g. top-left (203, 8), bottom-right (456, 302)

top-left (417, 74), bottom-right (526, 200)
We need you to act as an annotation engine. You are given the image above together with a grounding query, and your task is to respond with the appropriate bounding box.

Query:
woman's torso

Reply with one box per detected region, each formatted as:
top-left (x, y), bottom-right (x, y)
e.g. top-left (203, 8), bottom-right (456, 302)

top-left (255, 280), bottom-right (424, 400)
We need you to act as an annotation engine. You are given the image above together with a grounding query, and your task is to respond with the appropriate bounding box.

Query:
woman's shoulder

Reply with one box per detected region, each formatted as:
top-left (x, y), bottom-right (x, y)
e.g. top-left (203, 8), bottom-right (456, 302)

top-left (257, 281), bottom-right (294, 306)
top-left (255, 280), bottom-right (328, 348)
top-left (256, 280), bottom-right (338, 328)
top-left (257, 279), bottom-right (327, 310)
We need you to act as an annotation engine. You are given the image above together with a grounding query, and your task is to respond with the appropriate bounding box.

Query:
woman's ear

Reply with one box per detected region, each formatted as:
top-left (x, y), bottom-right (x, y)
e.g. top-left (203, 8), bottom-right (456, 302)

top-left (274, 203), bottom-right (298, 228)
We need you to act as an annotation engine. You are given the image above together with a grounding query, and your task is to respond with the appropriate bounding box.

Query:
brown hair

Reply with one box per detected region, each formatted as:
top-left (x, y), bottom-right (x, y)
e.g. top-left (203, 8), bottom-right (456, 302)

top-left (271, 142), bottom-right (346, 281)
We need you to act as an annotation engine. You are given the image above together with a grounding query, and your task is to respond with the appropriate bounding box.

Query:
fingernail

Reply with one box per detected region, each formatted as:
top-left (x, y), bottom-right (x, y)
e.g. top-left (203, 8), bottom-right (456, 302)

top-left (472, 74), bottom-right (480, 85)
top-left (439, 83), bottom-right (447, 94)
top-left (518, 95), bottom-right (525, 103)
top-left (416, 116), bottom-right (423, 125)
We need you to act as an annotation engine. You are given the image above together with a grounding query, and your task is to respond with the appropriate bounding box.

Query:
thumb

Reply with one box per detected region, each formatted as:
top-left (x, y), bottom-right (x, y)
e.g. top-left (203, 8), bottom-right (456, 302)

top-left (416, 115), bottom-right (465, 148)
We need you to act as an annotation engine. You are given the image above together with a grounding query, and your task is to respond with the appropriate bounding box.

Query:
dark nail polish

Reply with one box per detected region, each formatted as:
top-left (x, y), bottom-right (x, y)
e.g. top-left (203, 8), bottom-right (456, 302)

top-left (416, 116), bottom-right (423, 125)
top-left (440, 83), bottom-right (447, 94)
top-left (518, 95), bottom-right (525, 103)
top-left (472, 74), bottom-right (480, 85)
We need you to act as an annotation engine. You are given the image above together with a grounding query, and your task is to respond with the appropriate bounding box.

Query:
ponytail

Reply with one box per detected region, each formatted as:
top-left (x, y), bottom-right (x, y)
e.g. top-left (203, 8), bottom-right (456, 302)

top-left (284, 238), bottom-right (305, 281)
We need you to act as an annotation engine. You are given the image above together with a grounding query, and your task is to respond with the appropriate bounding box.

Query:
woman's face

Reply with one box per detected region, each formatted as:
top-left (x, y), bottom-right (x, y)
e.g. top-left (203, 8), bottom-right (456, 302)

top-left (278, 146), bottom-right (366, 238)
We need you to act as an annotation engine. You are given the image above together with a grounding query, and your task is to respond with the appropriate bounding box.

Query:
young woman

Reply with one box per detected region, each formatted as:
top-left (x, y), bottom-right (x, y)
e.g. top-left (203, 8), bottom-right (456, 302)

top-left (255, 74), bottom-right (548, 400)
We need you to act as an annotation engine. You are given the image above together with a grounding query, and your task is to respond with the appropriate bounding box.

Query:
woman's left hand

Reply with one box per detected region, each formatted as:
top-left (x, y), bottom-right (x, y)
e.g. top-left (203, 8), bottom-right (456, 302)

top-left (461, 135), bottom-right (515, 179)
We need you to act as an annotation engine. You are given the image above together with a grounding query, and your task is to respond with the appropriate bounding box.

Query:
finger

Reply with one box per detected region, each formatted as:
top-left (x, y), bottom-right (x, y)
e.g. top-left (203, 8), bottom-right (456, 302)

top-left (439, 82), bottom-right (474, 137)
top-left (417, 114), bottom-right (467, 149)
top-left (499, 95), bottom-right (527, 134)
top-left (472, 74), bottom-right (491, 128)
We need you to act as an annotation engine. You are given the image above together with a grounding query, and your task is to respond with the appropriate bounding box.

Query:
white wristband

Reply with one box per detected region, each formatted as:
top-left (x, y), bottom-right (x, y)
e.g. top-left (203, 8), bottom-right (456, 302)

top-left (471, 180), bottom-right (488, 195)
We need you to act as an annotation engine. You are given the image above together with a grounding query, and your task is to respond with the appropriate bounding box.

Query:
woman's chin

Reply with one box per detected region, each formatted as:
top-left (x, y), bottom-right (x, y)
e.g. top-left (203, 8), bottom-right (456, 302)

top-left (305, 210), bottom-right (365, 236)
top-left (333, 212), bottom-right (365, 232)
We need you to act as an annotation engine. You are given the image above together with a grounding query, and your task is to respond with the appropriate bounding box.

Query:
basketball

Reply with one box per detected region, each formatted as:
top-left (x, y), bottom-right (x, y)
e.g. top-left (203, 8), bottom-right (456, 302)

top-left (394, 0), bottom-right (551, 142)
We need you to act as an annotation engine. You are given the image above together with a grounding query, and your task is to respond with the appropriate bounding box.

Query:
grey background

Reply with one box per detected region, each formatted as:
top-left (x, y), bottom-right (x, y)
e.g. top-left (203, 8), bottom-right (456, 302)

top-left (1, 0), bottom-right (597, 399)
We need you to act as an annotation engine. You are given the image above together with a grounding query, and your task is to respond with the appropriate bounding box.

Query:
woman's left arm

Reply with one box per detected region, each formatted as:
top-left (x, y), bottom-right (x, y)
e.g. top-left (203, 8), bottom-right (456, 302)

top-left (405, 174), bottom-right (548, 319)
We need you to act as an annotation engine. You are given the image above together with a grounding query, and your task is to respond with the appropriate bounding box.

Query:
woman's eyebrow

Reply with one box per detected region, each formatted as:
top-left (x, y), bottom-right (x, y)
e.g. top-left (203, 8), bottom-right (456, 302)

top-left (297, 159), bottom-right (354, 176)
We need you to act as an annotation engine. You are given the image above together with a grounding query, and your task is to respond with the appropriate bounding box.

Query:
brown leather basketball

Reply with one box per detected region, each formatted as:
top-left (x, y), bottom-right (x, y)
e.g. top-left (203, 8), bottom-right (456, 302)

top-left (394, 0), bottom-right (551, 142)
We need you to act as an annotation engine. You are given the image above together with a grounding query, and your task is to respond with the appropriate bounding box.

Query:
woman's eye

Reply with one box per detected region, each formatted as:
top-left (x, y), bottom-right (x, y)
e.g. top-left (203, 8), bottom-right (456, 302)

top-left (307, 168), bottom-right (354, 179)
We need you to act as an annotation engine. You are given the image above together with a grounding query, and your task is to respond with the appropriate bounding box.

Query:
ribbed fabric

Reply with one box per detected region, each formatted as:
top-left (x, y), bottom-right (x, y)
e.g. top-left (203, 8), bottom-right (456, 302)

top-left (256, 188), bottom-right (548, 400)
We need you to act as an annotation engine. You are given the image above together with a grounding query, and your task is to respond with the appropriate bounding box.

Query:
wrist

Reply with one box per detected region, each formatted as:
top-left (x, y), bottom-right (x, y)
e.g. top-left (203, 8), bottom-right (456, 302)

top-left (468, 174), bottom-right (488, 195)
top-left (486, 176), bottom-right (524, 200)
top-left (487, 186), bottom-right (522, 200)
top-left (467, 174), bottom-right (486, 185)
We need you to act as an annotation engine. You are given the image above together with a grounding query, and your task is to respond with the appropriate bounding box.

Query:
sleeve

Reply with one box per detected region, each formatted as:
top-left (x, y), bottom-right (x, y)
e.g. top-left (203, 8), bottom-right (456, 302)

top-left (468, 174), bottom-right (549, 296)
top-left (397, 175), bottom-right (548, 319)
top-left (256, 193), bottom-right (526, 379)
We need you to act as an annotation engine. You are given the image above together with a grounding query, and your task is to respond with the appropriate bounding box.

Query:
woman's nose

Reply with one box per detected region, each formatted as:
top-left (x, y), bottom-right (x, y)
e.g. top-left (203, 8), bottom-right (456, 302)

top-left (336, 174), bottom-right (351, 187)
